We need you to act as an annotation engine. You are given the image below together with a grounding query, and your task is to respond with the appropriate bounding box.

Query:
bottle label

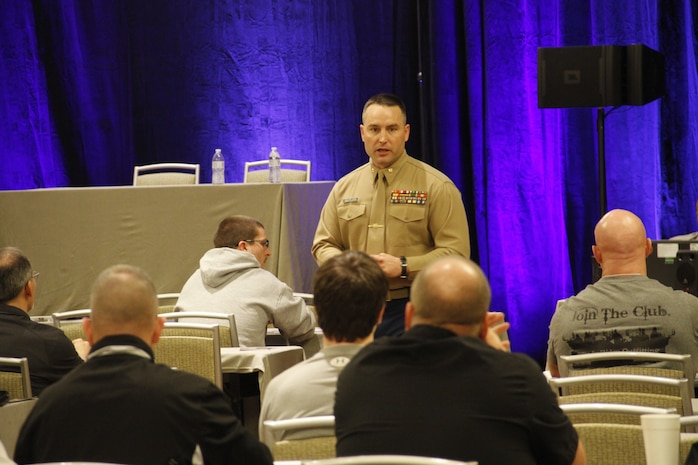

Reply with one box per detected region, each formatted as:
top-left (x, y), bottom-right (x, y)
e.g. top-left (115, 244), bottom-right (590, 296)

top-left (212, 161), bottom-right (225, 184)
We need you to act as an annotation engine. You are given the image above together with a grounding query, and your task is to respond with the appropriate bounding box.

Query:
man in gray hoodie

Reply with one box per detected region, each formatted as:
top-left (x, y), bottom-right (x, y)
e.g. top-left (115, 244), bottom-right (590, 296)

top-left (175, 215), bottom-right (317, 352)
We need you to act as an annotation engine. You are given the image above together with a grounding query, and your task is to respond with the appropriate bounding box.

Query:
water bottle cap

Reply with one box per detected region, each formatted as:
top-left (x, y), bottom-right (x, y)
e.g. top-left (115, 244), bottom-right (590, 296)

top-left (215, 148), bottom-right (221, 153)
top-left (271, 147), bottom-right (277, 151)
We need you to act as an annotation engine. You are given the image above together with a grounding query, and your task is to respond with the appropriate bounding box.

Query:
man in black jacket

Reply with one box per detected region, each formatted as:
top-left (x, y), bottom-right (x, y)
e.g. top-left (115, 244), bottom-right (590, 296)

top-left (0, 246), bottom-right (83, 396)
top-left (334, 256), bottom-right (586, 465)
top-left (15, 264), bottom-right (272, 465)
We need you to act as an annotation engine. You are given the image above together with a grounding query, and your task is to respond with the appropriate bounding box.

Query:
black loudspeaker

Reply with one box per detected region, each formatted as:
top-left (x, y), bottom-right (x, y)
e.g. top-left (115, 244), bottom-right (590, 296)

top-left (537, 44), bottom-right (665, 108)
top-left (625, 44), bottom-right (666, 105)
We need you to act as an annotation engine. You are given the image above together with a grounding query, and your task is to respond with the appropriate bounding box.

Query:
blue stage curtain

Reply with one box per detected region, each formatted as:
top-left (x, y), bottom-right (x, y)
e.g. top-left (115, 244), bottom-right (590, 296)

top-left (2, 0), bottom-right (698, 364)
top-left (0, 0), bottom-right (399, 188)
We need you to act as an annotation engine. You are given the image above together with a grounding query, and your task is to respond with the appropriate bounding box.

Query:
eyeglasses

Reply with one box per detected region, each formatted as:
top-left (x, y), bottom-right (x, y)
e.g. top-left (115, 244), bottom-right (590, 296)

top-left (245, 239), bottom-right (270, 248)
top-left (26, 271), bottom-right (39, 285)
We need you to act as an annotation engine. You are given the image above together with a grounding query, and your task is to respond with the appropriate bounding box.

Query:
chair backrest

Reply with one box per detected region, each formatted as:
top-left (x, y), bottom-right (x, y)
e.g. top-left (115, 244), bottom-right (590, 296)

top-left (678, 416), bottom-right (698, 461)
top-left (559, 351), bottom-right (694, 393)
top-left (157, 293), bottom-right (181, 314)
top-left (274, 437), bottom-right (336, 462)
top-left (157, 293), bottom-right (180, 305)
top-left (133, 163), bottom-right (200, 186)
top-left (300, 456), bottom-right (479, 465)
top-left (549, 374), bottom-right (693, 416)
top-left (263, 415), bottom-right (335, 441)
top-left (261, 350), bottom-right (302, 400)
top-left (572, 423), bottom-right (646, 465)
top-left (0, 357), bottom-right (32, 399)
top-left (158, 312), bottom-right (239, 347)
top-left (0, 397), bottom-right (38, 458)
top-left (559, 401), bottom-right (674, 425)
top-left (52, 309), bottom-right (91, 341)
top-left (293, 292), bottom-right (317, 322)
top-left (153, 322), bottom-right (223, 388)
top-left (558, 392), bottom-right (683, 423)
top-left (243, 159), bottom-right (311, 183)
top-left (293, 292), bottom-right (314, 305)
top-left (263, 415), bottom-right (336, 461)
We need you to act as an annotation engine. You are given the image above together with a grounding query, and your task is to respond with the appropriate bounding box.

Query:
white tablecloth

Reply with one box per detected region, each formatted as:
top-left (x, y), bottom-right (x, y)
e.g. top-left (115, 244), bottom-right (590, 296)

top-left (220, 346), bottom-right (304, 396)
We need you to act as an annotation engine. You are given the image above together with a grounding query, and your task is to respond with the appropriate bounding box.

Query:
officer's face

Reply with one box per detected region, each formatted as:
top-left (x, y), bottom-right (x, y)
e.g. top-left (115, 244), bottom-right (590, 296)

top-left (360, 104), bottom-right (410, 170)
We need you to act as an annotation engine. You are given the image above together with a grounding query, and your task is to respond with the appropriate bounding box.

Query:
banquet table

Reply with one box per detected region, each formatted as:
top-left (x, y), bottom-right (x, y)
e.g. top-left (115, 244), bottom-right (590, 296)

top-left (220, 345), bottom-right (305, 397)
top-left (0, 182), bottom-right (334, 315)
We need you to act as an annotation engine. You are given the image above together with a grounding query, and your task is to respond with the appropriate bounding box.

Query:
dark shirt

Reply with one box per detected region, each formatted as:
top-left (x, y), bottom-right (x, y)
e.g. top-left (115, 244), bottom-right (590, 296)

top-left (15, 334), bottom-right (272, 465)
top-left (334, 325), bottom-right (579, 465)
top-left (0, 303), bottom-right (82, 395)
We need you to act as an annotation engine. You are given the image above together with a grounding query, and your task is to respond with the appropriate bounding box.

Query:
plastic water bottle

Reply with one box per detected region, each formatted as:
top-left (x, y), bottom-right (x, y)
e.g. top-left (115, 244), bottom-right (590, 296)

top-left (212, 148), bottom-right (225, 184)
top-left (269, 147), bottom-right (281, 183)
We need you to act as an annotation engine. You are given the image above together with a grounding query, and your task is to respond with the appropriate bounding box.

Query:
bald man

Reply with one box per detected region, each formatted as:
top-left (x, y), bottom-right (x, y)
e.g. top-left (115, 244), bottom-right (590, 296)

top-left (334, 256), bottom-right (586, 465)
top-left (15, 264), bottom-right (272, 465)
top-left (547, 209), bottom-right (698, 377)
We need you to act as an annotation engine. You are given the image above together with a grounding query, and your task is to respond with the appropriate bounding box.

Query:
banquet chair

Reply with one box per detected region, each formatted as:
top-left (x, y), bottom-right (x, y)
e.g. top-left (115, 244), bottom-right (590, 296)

top-left (156, 292), bottom-right (180, 314)
top-left (52, 309), bottom-right (91, 341)
top-left (559, 401), bottom-right (674, 425)
top-left (153, 322), bottom-right (223, 388)
top-left (293, 292), bottom-right (314, 305)
top-left (260, 351), bottom-right (303, 401)
top-left (294, 292), bottom-right (317, 322)
top-left (677, 416), bottom-right (698, 463)
top-left (549, 374), bottom-right (693, 419)
top-left (0, 397), bottom-right (38, 458)
top-left (262, 415), bottom-right (336, 461)
top-left (558, 351), bottom-right (694, 393)
top-left (550, 372), bottom-right (692, 398)
top-left (133, 163), bottom-right (200, 186)
top-left (301, 456), bottom-right (478, 465)
top-left (158, 311), bottom-right (239, 347)
top-left (243, 159), bottom-right (311, 183)
top-left (573, 423), bottom-right (646, 465)
top-left (0, 357), bottom-right (32, 400)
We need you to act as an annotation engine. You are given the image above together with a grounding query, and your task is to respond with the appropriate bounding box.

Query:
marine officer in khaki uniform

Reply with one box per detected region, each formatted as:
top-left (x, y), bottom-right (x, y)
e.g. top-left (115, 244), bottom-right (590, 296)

top-left (312, 93), bottom-right (470, 336)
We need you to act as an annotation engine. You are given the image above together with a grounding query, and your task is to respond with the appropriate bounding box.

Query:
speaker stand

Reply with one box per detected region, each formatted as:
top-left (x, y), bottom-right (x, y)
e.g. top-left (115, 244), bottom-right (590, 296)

top-left (597, 107), bottom-right (607, 218)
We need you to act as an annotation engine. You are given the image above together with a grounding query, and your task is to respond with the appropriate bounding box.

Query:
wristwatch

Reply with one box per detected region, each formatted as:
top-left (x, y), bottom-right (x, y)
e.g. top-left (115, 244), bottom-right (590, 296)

top-left (400, 256), bottom-right (408, 279)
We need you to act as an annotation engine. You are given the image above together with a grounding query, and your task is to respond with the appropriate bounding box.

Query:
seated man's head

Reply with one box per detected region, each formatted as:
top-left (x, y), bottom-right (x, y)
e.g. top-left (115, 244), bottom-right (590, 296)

top-left (85, 264), bottom-right (163, 347)
top-left (407, 256), bottom-right (491, 338)
top-left (0, 246), bottom-right (38, 312)
top-left (593, 209), bottom-right (652, 275)
top-left (313, 250), bottom-right (387, 344)
top-left (214, 215), bottom-right (270, 267)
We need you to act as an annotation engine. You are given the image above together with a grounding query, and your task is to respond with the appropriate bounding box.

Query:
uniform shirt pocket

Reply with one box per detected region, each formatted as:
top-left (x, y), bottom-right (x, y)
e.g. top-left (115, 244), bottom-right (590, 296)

top-left (389, 204), bottom-right (425, 223)
top-left (338, 203), bottom-right (366, 221)
top-left (388, 204), bottom-right (428, 248)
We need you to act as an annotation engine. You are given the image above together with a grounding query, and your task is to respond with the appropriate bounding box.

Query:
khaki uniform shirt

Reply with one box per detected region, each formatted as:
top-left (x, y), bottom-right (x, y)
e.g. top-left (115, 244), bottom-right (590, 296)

top-left (312, 153), bottom-right (470, 290)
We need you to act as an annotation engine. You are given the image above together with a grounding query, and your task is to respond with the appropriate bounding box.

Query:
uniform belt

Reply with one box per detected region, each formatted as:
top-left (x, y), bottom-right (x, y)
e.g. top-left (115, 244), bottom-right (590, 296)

top-left (386, 287), bottom-right (410, 301)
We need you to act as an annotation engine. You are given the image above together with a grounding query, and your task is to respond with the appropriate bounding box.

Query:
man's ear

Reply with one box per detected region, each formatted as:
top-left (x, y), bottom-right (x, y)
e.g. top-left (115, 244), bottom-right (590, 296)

top-left (477, 314), bottom-right (489, 341)
top-left (592, 245), bottom-right (602, 267)
top-left (23, 278), bottom-right (35, 311)
top-left (645, 238), bottom-right (653, 258)
top-left (83, 317), bottom-right (94, 346)
top-left (376, 304), bottom-right (386, 326)
top-left (151, 316), bottom-right (165, 345)
top-left (405, 301), bottom-right (414, 331)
